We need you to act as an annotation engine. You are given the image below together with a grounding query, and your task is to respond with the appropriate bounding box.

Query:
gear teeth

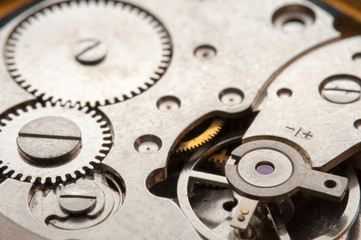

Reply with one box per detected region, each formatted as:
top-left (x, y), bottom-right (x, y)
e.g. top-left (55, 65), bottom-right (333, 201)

top-left (5, 0), bottom-right (172, 107)
top-left (2, 167), bottom-right (13, 176)
top-left (0, 102), bottom-right (113, 185)
top-left (175, 118), bottom-right (225, 153)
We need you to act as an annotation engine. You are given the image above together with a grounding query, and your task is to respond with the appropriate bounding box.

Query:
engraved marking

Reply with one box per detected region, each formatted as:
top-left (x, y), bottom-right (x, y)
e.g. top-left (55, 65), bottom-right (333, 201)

top-left (285, 126), bottom-right (313, 139)
top-left (294, 127), bottom-right (302, 136)
top-left (302, 131), bottom-right (313, 139)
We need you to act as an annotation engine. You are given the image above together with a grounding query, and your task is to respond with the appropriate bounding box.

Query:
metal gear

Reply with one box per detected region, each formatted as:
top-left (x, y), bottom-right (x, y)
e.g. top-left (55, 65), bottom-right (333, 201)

top-left (5, 0), bottom-right (172, 107)
top-left (0, 102), bottom-right (112, 184)
top-left (175, 118), bottom-right (224, 153)
top-left (208, 148), bottom-right (229, 165)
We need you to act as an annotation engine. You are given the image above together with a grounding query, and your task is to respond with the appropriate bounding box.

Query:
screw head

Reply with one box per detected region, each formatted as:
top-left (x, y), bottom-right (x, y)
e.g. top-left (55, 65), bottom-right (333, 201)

top-left (59, 185), bottom-right (97, 215)
top-left (74, 38), bottom-right (107, 65)
top-left (320, 76), bottom-right (361, 104)
top-left (17, 116), bottom-right (82, 165)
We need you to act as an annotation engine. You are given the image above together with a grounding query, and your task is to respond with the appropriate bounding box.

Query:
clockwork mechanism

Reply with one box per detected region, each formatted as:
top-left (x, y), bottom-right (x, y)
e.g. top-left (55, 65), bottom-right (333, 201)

top-left (0, 0), bottom-right (361, 239)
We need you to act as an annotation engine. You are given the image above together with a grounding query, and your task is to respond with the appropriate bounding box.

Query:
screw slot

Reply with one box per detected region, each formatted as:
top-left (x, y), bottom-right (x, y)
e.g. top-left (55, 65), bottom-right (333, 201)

top-left (277, 88), bottom-right (292, 98)
top-left (324, 180), bottom-right (337, 188)
top-left (320, 75), bottom-right (361, 104)
top-left (272, 4), bottom-right (316, 32)
top-left (134, 135), bottom-right (162, 154)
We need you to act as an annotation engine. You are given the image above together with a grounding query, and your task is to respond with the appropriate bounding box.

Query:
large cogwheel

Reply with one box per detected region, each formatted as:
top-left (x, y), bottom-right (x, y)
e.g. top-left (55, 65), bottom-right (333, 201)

top-left (0, 102), bottom-right (112, 184)
top-left (5, 0), bottom-right (172, 107)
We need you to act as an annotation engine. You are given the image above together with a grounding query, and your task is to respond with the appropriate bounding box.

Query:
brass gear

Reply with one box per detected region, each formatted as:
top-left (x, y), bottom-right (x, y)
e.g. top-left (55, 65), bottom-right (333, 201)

top-left (208, 148), bottom-right (229, 164)
top-left (175, 118), bottom-right (224, 153)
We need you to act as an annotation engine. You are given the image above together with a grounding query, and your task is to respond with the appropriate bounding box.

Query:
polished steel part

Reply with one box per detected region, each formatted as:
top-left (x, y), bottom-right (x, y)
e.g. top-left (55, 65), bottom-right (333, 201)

top-left (0, 102), bottom-right (111, 183)
top-left (4, 0), bottom-right (172, 107)
top-left (0, 0), bottom-right (360, 239)
top-left (226, 140), bottom-right (348, 201)
top-left (17, 116), bottom-right (82, 165)
top-left (178, 150), bottom-right (360, 240)
top-left (59, 185), bottom-right (97, 215)
top-left (29, 169), bottom-right (124, 230)
top-left (245, 36), bottom-right (361, 170)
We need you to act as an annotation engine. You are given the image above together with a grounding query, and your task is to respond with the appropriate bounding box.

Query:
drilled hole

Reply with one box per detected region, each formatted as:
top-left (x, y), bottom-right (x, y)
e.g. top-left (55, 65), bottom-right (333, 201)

top-left (134, 135), bottom-right (162, 154)
top-left (157, 96), bottom-right (181, 112)
top-left (223, 199), bottom-right (238, 212)
top-left (277, 88), bottom-right (292, 98)
top-left (324, 180), bottom-right (337, 188)
top-left (354, 119), bottom-right (361, 129)
top-left (255, 161), bottom-right (275, 175)
top-left (194, 45), bottom-right (217, 60)
top-left (219, 88), bottom-right (244, 106)
top-left (273, 4), bottom-right (316, 32)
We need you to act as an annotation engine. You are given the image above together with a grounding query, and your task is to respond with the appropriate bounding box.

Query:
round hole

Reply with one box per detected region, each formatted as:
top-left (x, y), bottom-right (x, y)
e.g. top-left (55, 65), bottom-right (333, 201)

top-left (272, 4), bottom-right (316, 32)
top-left (352, 53), bottom-right (361, 63)
top-left (219, 88), bottom-right (244, 106)
top-left (282, 19), bottom-right (305, 32)
top-left (194, 45), bottom-right (217, 60)
top-left (277, 88), bottom-right (292, 98)
top-left (354, 119), bottom-right (361, 129)
top-left (320, 75), bottom-right (361, 104)
top-left (134, 135), bottom-right (162, 154)
top-left (223, 199), bottom-right (238, 212)
top-left (157, 96), bottom-right (180, 112)
top-left (255, 161), bottom-right (275, 175)
top-left (324, 180), bottom-right (337, 188)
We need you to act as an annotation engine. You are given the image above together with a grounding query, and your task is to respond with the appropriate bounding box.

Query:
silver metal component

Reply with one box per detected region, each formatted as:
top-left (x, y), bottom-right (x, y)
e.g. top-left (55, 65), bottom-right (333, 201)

top-left (178, 145), bottom-right (360, 240)
top-left (4, 0), bottom-right (172, 107)
top-left (73, 38), bottom-right (107, 65)
top-left (246, 37), bottom-right (361, 170)
top-left (0, 0), bottom-right (353, 239)
top-left (59, 185), bottom-right (97, 215)
top-left (237, 149), bottom-right (293, 188)
top-left (0, 102), bottom-right (111, 183)
top-left (230, 197), bottom-right (258, 231)
top-left (29, 168), bottom-right (124, 230)
top-left (320, 75), bottom-right (361, 104)
top-left (226, 139), bottom-right (348, 201)
top-left (17, 116), bottom-right (82, 165)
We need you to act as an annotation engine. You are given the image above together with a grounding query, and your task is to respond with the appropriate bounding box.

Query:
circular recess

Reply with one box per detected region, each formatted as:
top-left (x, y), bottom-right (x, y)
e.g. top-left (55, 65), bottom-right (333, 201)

top-left (194, 45), bottom-right (217, 60)
top-left (219, 88), bottom-right (244, 106)
top-left (134, 135), bottom-right (162, 154)
top-left (272, 4), bottom-right (316, 32)
top-left (237, 149), bottom-right (293, 188)
top-left (324, 180), bottom-right (337, 188)
top-left (354, 119), bottom-right (361, 129)
top-left (352, 53), bottom-right (361, 63)
top-left (256, 161), bottom-right (275, 175)
top-left (277, 88), bottom-right (292, 98)
top-left (320, 75), bottom-right (361, 104)
top-left (157, 96), bottom-right (181, 112)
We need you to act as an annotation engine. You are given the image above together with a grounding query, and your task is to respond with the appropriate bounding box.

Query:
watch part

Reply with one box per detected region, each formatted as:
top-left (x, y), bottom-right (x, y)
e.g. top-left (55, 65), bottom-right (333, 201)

top-left (0, 102), bottom-right (112, 183)
top-left (5, 0), bottom-right (172, 107)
